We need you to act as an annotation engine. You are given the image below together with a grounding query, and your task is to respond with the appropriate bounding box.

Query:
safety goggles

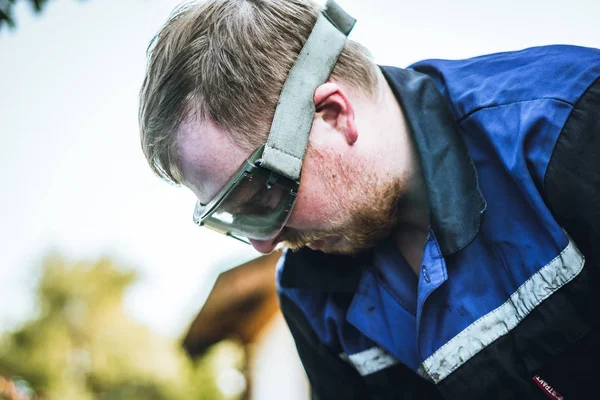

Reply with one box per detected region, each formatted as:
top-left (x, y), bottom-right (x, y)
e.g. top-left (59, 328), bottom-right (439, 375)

top-left (193, 145), bottom-right (299, 243)
top-left (191, 0), bottom-right (355, 243)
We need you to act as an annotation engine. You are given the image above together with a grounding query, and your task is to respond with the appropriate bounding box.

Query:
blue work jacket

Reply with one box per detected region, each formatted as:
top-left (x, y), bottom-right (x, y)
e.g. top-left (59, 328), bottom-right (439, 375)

top-left (277, 45), bottom-right (600, 399)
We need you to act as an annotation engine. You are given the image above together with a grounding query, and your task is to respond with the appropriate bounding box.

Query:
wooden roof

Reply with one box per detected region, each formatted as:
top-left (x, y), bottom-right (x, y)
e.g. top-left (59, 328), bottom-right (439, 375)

top-left (182, 250), bottom-right (282, 358)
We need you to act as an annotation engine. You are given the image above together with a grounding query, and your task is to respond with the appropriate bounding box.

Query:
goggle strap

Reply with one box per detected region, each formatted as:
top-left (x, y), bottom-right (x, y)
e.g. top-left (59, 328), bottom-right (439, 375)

top-left (323, 0), bottom-right (356, 35)
top-left (261, 0), bottom-right (355, 181)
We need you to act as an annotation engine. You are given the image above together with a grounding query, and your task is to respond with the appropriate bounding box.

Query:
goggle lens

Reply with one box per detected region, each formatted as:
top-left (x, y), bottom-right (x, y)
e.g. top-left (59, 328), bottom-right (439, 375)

top-left (193, 164), bottom-right (297, 242)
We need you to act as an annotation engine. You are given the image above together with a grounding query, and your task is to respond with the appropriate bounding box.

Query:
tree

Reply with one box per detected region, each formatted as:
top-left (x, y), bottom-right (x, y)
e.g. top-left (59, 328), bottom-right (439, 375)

top-left (0, 254), bottom-right (244, 400)
top-left (0, 0), bottom-right (85, 30)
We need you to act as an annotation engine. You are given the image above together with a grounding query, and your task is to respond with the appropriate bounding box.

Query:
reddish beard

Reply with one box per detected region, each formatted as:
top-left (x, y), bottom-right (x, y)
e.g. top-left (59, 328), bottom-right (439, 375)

top-left (282, 144), bottom-right (404, 255)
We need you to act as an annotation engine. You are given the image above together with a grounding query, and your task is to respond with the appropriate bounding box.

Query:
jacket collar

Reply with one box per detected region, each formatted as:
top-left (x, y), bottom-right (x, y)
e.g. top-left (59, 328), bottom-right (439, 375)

top-left (279, 66), bottom-right (486, 292)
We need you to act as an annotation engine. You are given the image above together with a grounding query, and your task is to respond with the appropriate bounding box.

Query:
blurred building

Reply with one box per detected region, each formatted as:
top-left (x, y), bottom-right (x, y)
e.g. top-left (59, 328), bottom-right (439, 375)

top-left (182, 251), bottom-right (309, 400)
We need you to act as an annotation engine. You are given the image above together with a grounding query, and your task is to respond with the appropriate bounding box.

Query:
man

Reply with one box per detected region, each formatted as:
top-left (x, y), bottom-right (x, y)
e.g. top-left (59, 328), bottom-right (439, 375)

top-left (138, 0), bottom-right (600, 398)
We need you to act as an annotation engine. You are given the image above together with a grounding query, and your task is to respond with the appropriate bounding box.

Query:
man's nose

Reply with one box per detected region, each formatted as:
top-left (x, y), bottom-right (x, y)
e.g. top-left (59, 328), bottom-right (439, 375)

top-left (248, 237), bottom-right (278, 254)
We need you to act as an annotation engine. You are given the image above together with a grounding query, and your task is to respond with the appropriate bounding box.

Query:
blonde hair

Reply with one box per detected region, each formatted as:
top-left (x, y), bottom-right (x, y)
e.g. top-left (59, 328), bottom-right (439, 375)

top-left (139, 0), bottom-right (378, 184)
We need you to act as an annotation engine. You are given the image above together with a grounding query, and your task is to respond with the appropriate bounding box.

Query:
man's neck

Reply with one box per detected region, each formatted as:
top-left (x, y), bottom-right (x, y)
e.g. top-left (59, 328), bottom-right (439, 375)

top-left (391, 174), bottom-right (430, 276)
top-left (377, 69), bottom-right (431, 275)
top-left (392, 223), bottom-right (429, 276)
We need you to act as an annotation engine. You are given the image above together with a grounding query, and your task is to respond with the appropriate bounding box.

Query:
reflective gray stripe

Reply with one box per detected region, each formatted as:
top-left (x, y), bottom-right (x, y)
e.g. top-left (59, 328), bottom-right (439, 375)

top-left (342, 347), bottom-right (433, 381)
top-left (420, 239), bottom-right (585, 383)
top-left (416, 365), bottom-right (434, 383)
top-left (262, 1), bottom-right (353, 181)
top-left (340, 347), bottom-right (399, 376)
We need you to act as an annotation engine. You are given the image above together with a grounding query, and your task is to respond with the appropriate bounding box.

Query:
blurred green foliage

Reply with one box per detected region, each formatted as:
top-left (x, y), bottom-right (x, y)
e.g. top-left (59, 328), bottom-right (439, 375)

top-left (1, 0), bottom-right (50, 29)
top-left (0, 255), bottom-right (246, 400)
top-left (0, 0), bottom-right (89, 30)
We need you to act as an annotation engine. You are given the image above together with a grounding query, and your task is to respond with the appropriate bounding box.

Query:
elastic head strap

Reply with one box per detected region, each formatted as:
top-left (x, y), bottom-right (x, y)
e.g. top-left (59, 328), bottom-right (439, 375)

top-left (260, 0), bottom-right (356, 181)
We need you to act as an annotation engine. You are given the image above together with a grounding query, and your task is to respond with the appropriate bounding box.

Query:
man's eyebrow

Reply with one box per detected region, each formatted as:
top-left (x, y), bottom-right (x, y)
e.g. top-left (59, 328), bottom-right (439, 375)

top-left (185, 174), bottom-right (213, 205)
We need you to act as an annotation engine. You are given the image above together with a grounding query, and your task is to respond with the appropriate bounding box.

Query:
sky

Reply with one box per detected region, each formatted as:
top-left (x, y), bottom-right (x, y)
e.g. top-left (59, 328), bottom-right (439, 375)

top-left (1, 0), bottom-right (599, 338)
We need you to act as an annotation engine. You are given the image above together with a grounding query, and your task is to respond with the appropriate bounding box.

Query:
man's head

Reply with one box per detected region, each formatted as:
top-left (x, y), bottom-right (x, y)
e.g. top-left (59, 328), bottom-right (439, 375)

top-left (139, 0), bottom-right (423, 254)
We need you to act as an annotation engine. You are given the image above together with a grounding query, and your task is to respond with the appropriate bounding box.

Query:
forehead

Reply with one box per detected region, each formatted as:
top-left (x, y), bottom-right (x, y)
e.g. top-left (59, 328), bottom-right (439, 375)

top-left (176, 118), bottom-right (251, 203)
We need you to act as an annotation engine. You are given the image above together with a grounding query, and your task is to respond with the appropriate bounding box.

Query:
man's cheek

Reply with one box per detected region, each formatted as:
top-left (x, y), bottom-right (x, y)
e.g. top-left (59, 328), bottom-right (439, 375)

top-left (287, 197), bottom-right (329, 229)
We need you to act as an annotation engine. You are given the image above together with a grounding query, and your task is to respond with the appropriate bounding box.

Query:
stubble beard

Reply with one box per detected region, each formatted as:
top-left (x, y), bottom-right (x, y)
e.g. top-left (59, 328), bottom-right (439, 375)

top-left (282, 145), bottom-right (404, 255)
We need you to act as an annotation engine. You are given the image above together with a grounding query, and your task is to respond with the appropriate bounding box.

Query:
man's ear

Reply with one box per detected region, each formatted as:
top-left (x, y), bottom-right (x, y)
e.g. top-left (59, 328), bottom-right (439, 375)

top-left (313, 82), bottom-right (358, 145)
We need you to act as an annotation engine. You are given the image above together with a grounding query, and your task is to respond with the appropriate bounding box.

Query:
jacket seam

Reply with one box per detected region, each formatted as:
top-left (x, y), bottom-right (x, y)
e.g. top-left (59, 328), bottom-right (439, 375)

top-left (457, 97), bottom-right (574, 124)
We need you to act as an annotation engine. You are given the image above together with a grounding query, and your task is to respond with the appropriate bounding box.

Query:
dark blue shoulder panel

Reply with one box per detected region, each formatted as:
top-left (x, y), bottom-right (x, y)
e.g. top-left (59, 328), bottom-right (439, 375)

top-left (411, 45), bottom-right (600, 122)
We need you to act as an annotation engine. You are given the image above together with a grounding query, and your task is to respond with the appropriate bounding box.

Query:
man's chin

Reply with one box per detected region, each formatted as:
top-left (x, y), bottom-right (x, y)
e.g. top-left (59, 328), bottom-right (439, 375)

top-left (280, 235), bottom-right (338, 253)
top-left (306, 239), bottom-right (327, 251)
top-left (283, 236), bottom-right (362, 255)
top-left (320, 237), bottom-right (366, 255)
